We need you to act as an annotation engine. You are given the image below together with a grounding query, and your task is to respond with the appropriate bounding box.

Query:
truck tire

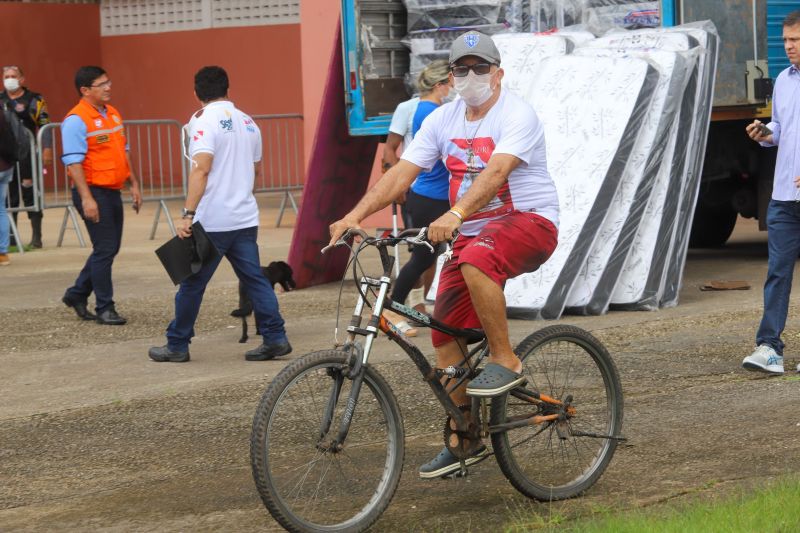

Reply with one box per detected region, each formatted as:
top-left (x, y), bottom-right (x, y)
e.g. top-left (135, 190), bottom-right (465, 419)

top-left (689, 202), bottom-right (738, 248)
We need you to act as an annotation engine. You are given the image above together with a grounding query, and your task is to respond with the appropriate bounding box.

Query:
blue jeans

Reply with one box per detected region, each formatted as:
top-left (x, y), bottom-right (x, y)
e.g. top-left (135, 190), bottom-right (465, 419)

top-left (0, 168), bottom-right (11, 253)
top-left (65, 186), bottom-right (124, 313)
top-left (756, 200), bottom-right (800, 355)
top-left (166, 226), bottom-right (287, 352)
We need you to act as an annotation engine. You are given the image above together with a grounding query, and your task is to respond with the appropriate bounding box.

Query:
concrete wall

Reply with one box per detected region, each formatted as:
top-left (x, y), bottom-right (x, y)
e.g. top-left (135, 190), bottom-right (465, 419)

top-left (0, 3), bottom-right (101, 119)
top-left (101, 24), bottom-right (303, 122)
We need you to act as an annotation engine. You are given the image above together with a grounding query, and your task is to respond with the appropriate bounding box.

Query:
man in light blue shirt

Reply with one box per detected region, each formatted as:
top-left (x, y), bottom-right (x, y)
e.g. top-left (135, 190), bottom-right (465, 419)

top-left (743, 10), bottom-right (800, 375)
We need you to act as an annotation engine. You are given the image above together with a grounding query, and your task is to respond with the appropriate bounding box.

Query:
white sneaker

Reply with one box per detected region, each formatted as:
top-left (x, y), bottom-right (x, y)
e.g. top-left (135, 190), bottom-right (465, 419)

top-left (742, 345), bottom-right (784, 374)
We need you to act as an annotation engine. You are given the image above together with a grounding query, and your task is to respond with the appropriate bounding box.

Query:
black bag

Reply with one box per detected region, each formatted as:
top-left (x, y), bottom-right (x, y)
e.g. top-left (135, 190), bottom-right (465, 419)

top-left (2, 103), bottom-right (31, 163)
top-left (0, 111), bottom-right (17, 164)
top-left (155, 222), bottom-right (221, 285)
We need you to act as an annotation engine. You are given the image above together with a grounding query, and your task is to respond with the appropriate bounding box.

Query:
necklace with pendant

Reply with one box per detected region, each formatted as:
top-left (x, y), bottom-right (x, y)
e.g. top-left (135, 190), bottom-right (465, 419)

top-left (464, 110), bottom-right (486, 171)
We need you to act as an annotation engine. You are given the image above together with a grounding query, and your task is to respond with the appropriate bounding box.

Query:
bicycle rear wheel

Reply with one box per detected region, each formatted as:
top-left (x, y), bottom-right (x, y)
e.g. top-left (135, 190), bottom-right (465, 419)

top-left (250, 350), bottom-right (405, 532)
top-left (490, 325), bottom-right (623, 501)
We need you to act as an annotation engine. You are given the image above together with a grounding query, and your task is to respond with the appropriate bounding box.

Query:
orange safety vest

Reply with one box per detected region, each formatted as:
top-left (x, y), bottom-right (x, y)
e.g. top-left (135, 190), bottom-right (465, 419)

top-left (65, 99), bottom-right (129, 189)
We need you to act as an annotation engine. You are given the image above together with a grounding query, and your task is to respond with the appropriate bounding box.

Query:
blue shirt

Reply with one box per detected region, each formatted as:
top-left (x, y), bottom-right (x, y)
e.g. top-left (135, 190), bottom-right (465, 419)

top-left (60, 114), bottom-right (89, 165)
top-left (410, 100), bottom-right (450, 201)
top-left (762, 65), bottom-right (800, 201)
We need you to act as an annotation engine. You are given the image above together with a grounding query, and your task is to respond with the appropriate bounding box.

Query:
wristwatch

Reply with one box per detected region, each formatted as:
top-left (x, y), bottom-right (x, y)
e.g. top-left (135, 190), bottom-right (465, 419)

top-left (181, 208), bottom-right (196, 219)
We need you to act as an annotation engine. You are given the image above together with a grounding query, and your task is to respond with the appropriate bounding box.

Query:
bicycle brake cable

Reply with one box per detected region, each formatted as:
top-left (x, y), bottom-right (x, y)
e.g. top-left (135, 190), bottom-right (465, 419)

top-left (333, 241), bottom-right (358, 347)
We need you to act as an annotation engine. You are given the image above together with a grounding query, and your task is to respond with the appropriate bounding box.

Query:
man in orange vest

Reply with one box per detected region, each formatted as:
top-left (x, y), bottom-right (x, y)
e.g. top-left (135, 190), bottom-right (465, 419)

top-left (60, 66), bottom-right (142, 325)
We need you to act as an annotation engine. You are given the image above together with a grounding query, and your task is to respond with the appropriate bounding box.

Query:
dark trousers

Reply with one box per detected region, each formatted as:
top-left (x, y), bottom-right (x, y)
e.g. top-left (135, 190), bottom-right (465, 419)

top-left (65, 186), bottom-right (124, 313)
top-left (9, 158), bottom-right (42, 220)
top-left (391, 190), bottom-right (450, 304)
top-left (166, 226), bottom-right (287, 352)
top-left (756, 200), bottom-right (800, 355)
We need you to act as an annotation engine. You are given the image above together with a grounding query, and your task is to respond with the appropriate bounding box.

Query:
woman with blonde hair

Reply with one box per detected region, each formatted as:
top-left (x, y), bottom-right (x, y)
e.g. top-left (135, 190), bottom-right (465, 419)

top-left (383, 59), bottom-right (453, 335)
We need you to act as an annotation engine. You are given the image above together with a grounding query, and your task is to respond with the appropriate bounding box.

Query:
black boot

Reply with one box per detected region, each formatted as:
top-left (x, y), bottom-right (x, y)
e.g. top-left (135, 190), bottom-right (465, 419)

top-left (29, 212), bottom-right (43, 249)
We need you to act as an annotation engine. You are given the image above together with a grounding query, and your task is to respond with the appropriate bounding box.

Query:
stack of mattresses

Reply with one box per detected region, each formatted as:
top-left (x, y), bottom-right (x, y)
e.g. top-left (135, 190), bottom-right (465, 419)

top-left (424, 22), bottom-right (718, 319)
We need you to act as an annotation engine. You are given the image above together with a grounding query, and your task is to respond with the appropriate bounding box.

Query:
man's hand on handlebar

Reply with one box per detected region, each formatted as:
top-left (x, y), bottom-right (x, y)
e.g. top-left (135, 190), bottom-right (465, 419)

top-left (328, 216), bottom-right (362, 249)
top-left (427, 211), bottom-right (462, 243)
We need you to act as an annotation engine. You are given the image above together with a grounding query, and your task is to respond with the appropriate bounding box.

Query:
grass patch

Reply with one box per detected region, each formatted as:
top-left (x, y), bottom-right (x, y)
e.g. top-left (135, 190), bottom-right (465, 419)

top-left (8, 244), bottom-right (35, 253)
top-left (508, 477), bottom-right (800, 532)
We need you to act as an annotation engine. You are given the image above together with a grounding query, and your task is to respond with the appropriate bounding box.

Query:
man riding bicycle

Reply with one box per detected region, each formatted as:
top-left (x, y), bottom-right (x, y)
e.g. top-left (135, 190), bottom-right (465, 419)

top-left (328, 30), bottom-right (560, 478)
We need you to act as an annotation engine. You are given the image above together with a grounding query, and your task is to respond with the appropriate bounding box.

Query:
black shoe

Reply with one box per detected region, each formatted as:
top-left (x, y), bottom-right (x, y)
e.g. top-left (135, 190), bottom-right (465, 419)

top-left (245, 341), bottom-right (292, 361)
top-left (96, 308), bottom-right (127, 325)
top-left (62, 295), bottom-right (96, 321)
top-left (148, 345), bottom-right (190, 363)
top-left (418, 445), bottom-right (489, 479)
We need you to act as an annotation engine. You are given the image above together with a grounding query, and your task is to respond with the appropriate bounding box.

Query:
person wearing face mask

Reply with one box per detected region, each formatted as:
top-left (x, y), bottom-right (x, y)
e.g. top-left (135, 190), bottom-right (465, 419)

top-left (329, 30), bottom-right (560, 478)
top-left (60, 66), bottom-right (142, 325)
top-left (382, 59), bottom-right (454, 336)
top-left (1, 66), bottom-right (52, 249)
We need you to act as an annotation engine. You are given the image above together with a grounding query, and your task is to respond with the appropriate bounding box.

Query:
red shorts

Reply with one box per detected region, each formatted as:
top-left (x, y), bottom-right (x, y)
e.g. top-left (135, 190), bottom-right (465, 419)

top-left (431, 211), bottom-right (558, 347)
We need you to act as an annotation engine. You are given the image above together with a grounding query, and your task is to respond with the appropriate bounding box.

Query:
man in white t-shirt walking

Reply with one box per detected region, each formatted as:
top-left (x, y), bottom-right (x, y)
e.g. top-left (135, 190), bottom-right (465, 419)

top-left (329, 31), bottom-right (559, 478)
top-left (149, 66), bottom-right (290, 363)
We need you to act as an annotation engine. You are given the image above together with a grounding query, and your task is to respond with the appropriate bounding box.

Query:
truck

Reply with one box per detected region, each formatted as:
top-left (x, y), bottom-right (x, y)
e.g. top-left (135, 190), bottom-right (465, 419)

top-left (340, 0), bottom-right (796, 247)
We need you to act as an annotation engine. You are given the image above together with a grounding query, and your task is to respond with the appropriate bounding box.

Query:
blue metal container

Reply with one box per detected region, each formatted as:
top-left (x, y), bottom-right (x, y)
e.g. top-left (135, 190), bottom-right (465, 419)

top-left (768, 1), bottom-right (800, 78)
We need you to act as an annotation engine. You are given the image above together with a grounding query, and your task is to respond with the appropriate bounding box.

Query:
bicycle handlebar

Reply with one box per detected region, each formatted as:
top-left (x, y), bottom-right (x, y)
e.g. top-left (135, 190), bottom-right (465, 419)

top-left (321, 227), bottom-right (436, 255)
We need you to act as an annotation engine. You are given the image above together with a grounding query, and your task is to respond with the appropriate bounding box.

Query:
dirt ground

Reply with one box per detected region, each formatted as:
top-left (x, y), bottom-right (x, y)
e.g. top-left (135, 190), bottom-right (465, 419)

top-left (2, 198), bottom-right (799, 532)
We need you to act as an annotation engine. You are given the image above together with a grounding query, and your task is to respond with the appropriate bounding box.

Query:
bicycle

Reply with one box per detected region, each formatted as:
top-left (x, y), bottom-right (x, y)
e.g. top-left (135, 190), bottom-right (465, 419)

top-left (250, 228), bottom-right (625, 532)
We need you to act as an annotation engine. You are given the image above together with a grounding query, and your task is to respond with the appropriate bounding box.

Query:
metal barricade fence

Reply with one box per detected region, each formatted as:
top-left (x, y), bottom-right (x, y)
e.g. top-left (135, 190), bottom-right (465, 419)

top-left (4, 128), bottom-right (38, 255)
top-left (29, 114), bottom-right (302, 249)
top-left (252, 114), bottom-right (303, 226)
top-left (37, 119), bottom-right (186, 247)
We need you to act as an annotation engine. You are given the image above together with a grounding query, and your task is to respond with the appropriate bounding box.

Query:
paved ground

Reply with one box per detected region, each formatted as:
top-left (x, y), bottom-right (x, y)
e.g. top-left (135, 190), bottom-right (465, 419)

top-left (2, 200), bottom-right (799, 531)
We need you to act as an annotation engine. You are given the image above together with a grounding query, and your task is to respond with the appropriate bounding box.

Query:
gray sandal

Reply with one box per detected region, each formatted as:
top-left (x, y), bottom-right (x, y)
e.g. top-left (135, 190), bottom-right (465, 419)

top-left (466, 362), bottom-right (526, 397)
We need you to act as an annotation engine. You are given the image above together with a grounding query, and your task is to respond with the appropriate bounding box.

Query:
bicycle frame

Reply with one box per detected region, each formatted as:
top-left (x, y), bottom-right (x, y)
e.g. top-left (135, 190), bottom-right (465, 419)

top-left (324, 232), bottom-right (577, 452)
top-left (336, 243), bottom-right (479, 440)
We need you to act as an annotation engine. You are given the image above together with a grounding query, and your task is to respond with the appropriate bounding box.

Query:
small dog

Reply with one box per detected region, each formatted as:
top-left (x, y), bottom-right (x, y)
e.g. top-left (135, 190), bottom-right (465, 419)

top-left (231, 261), bottom-right (296, 343)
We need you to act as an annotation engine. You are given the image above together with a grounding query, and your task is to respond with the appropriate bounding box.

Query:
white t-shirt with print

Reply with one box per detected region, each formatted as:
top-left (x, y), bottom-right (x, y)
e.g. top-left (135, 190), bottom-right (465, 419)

top-left (401, 90), bottom-right (559, 236)
top-left (388, 96), bottom-right (420, 151)
top-left (187, 100), bottom-right (262, 232)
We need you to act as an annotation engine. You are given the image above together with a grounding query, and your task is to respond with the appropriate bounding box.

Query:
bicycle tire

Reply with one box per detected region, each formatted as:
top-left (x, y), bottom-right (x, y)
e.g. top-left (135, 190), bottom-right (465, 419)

top-left (490, 325), bottom-right (623, 501)
top-left (250, 350), bottom-right (405, 532)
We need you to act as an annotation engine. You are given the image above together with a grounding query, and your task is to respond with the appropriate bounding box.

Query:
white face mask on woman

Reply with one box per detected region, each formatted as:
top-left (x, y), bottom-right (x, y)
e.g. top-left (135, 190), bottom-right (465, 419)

top-left (441, 86), bottom-right (457, 104)
top-left (3, 78), bottom-right (20, 92)
top-left (453, 70), bottom-right (493, 107)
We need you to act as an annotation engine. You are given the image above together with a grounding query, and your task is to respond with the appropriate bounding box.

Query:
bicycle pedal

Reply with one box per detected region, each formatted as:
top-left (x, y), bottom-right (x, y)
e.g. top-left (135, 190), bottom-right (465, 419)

top-left (443, 467), bottom-right (469, 479)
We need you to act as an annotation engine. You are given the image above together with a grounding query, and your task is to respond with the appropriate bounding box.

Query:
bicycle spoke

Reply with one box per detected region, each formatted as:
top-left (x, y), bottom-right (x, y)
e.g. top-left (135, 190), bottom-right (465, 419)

top-left (254, 353), bottom-right (404, 530)
top-left (492, 326), bottom-right (622, 500)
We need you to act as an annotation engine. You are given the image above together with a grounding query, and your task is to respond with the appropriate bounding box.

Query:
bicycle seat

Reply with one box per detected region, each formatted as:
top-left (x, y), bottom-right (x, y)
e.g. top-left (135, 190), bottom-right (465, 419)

top-left (455, 328), bottom-right (486, 345)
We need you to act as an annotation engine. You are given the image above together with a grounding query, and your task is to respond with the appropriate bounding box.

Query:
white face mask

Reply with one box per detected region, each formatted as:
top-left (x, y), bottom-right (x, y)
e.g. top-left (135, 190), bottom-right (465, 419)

top-left (453, 70), bottom-right (493, 107)
top-left (4, 78), bottom-right (20, 92)
top-left (442, 87), bottom-right (456, 104)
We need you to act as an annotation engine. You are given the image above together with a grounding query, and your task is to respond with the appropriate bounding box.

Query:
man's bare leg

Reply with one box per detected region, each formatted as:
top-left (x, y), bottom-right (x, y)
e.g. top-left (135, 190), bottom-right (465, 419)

top-left (460, 263), bottom-right (522, 373)
top-left (435, 338), bottom-right (470, 407)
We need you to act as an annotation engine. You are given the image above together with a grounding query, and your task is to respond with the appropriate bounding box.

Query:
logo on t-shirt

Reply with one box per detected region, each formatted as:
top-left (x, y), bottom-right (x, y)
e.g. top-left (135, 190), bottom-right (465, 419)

top-left (446, 136), bottom-right (513, 220)
top-left (220, 118), bottom-right (233, 131)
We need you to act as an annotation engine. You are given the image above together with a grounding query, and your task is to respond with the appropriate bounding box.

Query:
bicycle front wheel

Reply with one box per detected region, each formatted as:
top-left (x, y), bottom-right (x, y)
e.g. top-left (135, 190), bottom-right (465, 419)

top-left (490, 325), bottom-right (623, 501)
top-left (250, 350), bottom-right (405, 532)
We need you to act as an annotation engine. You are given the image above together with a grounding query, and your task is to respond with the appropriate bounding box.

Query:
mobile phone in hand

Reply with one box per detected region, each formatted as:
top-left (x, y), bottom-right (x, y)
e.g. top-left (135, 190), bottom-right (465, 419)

top-left (758, 123), bottom-right (772, 136)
